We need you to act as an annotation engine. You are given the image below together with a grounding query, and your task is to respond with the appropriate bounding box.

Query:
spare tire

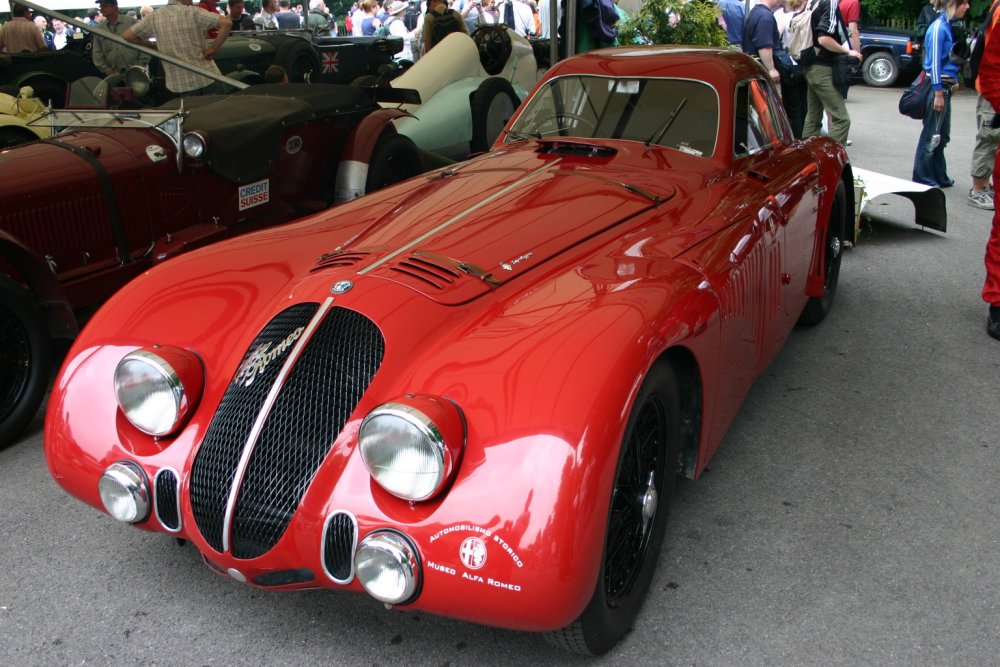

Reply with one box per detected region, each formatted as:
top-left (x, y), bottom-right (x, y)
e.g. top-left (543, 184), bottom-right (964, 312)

top-left (274, 39), bottom-right (321, 83)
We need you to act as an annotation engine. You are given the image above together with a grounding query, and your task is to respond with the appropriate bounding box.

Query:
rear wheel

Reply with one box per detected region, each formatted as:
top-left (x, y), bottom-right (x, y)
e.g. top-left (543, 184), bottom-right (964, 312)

top-left (470, 77), bottom-right (519, 153)
top-left (547, 360), bottom-right (681, 655)
top-left (365, 132), bottom-right (424, 193)
top-left (0, 275), bottom-right (51, 449)
top-left (799, 180), bottom-right (846, 326)
top-left (20, 76), bottom-right (66, 107)
top-left (862, 51), bottom-right (899, 87)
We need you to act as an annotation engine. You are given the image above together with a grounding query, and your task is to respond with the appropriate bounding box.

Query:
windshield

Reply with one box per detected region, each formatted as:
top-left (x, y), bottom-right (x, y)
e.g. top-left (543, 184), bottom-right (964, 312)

top-left (505, 75), bottom-right (719, 158)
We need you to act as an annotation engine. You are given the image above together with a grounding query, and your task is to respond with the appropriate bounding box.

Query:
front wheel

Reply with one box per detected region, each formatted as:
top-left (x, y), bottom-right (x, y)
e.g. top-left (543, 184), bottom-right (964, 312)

top-left (365, 132), bottom-right (425, 193)
top-left (469, 77), bottom-right (519, 153)
top-left (0, 275), bottom-right (51, 449)
top-left (862, 51), bottom-right (899, 87)
top-left (547, 359), bottom-right (681, 655)
top-left (799, 180), bottom-right (846, 326)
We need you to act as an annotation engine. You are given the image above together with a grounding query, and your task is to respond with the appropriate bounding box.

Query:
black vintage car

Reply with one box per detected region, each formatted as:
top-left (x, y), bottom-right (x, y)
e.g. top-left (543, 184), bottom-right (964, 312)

top-left (0, 31), bottom-right (402, 107)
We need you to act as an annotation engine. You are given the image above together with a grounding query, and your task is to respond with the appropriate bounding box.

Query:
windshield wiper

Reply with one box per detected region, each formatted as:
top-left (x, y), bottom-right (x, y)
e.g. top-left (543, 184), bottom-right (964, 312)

top-left (503, 128), bottom-right (541, 142)
top-left (645, 97), bottom-right (688, 147)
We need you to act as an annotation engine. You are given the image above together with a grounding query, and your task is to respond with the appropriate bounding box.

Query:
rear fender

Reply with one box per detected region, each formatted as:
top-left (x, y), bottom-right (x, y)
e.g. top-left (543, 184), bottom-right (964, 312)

top-left (803, 141), bottom-right (851, 297)
top-left (334, 107), bottom-right (412, 204)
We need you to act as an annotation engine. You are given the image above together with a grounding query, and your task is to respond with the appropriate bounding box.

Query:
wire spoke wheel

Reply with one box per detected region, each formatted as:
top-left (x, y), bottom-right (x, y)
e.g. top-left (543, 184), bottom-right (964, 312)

top-left (604, 398), bottom-right (665, 606)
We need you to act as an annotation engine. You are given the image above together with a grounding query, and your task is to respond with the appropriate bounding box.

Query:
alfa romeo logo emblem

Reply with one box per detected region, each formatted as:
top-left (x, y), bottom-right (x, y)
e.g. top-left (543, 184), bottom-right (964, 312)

top-left (459, 537), bottom-right (487, 570)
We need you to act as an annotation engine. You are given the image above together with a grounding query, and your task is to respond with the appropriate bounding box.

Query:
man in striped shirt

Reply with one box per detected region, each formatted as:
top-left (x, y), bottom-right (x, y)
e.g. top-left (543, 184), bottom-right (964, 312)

top-left (123, 0), bottom-right (232, 96)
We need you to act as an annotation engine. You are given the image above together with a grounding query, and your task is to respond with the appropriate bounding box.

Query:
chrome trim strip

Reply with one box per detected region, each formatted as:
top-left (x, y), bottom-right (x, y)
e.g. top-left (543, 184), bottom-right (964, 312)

top-left (221, 296), bottom-right (335, 553)
top-left (153, 466), bottom-right (182, 534)
top-left (358, 159), bottom-right (563, 275)
top-left (320, 509), bottom-right (359, 585)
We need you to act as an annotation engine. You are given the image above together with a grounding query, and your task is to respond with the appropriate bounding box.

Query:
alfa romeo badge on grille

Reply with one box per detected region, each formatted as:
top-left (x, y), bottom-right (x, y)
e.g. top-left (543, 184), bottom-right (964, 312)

top-left (233, 326), bottom-right (305, 388)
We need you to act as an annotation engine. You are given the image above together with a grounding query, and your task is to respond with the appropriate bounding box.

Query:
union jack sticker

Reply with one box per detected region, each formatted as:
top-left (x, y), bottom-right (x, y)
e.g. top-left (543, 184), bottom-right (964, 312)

top-left (322, 51), bottom-right (340, 74)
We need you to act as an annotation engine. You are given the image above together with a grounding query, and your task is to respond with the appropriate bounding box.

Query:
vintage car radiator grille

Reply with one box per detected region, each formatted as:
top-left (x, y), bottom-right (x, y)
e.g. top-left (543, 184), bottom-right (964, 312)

top-left (191, 303), bottom-right (321, 553)
top-left (190, 303), bottom-right (384, 559)
top-left (154, 469), bottom-right (181, 532)
top-left (323, 511), bottom-right (358, 583)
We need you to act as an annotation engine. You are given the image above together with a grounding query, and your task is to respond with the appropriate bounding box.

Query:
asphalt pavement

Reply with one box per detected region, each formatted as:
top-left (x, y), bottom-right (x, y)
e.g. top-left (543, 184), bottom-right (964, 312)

top-left (1, 83), bottom-right (998, 666)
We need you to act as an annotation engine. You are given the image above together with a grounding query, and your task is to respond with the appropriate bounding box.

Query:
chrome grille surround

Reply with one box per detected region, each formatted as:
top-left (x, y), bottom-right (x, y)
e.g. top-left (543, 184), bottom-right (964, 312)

top-left (190, 300), bottom-right (385, 561)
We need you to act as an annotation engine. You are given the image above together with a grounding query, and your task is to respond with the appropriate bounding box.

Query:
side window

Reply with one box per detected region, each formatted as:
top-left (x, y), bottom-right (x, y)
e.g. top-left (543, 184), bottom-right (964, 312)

top-left (734, 79), bottom-right (780, 156)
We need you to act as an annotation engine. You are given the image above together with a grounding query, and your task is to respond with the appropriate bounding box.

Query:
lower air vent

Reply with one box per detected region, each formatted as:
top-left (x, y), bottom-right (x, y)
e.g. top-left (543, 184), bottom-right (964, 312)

top-left (322, 511), bottom-right (358, 583)
top-left (154, 468), bottom-right (181, 532)
top-left (252, 568), bottom-right (316, 587)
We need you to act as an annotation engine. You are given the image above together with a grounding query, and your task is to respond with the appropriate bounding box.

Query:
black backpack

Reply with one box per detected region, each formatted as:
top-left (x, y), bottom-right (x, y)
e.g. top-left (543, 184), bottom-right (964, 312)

top-left (430, 9), bottom-right (463, 45)
top-left (403, 1), bottom-right (420, 31)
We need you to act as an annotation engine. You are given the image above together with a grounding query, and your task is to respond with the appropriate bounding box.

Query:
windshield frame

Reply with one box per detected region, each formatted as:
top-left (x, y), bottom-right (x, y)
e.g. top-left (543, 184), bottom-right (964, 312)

top-left (505, 74), bottom-right (722, 159)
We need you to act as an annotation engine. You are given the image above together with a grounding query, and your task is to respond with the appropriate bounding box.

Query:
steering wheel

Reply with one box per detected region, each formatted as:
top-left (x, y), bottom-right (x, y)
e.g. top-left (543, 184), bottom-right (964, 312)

top-left (475, 25), bottom-right (511, 75)
top-left (554, 112), bottom-right (597, 136)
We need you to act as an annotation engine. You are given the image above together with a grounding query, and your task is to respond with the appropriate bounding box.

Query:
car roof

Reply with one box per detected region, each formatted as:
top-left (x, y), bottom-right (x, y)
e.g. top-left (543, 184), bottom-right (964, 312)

top-left (543, 46), bottom-right (761, 91)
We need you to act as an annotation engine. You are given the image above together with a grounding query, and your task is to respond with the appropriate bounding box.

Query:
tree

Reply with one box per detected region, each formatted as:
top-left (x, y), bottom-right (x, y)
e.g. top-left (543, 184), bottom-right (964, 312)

top-left (617, 0), bottom-right (729, 47)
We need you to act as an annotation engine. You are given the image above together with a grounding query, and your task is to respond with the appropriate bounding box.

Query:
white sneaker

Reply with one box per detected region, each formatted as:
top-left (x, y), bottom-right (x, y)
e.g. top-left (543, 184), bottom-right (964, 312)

top-left (968, 189), bottom-right (995, 210)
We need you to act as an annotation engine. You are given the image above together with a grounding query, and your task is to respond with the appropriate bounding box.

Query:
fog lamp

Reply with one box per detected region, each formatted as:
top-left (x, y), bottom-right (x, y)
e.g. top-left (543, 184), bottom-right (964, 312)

top-left (99, 461), bottom-right (150, 523)
top-left (354, 531), bottom-right (420, 605)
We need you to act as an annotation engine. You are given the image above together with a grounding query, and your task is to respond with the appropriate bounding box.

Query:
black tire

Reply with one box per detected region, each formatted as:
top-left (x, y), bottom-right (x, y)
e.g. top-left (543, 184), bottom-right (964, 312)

top-left (547, 360), bottom-right (681, 655)
top-left (469, 77), bottom-right (519, 154)
top-left (365, 132), bottom-right (425, 193)
top-left (799, 180), bottom-right (846, 326)
top-left (0, 275), bottom-right (51, 449)
top-left (862, 51), bottom-right (899, 87)
top-left (274, 40), bottom-right (321, 83)
top-left (0, 127), bottom-right (38, 150)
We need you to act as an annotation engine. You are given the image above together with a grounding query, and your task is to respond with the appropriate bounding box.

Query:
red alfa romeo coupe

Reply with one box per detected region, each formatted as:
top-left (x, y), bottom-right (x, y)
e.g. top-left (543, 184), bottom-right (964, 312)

top-left (44, 47), bottom-right (854, 655)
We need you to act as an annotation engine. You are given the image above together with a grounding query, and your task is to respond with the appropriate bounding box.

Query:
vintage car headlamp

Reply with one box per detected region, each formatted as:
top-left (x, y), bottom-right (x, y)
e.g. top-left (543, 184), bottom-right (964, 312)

top-left (354, 531), bottom-right (420, 604)
top-left (98, 461), bottom-right (150, 523)
top-left (114, 347), bottom-right (204, 437)
top-left (182, 132), bottom-right (208, 160)
top-left (124, 66), bottom-right (151, 97)
top-left (358, 396), bottom-right (465, 502)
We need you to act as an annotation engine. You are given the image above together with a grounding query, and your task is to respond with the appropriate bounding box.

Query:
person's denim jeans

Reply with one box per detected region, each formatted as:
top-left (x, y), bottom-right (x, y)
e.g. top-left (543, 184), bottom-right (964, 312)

top-left (912, 88), bottom-right (953, 187)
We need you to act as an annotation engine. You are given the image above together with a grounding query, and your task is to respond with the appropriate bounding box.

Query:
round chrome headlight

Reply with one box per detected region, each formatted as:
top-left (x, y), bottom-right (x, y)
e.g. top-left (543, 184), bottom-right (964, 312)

top-left (98, 461), bottom-right (150, 523)
top-left (354, 531), bottom-right (420, 604)
top-left (125, 66), bottom-right (151, 97)
top-left (114, 347), bottom-right (204, 437)
top-left (182, 132), bottom-right (207, 159)
top-left (358, 397), bottom-right (465, 502)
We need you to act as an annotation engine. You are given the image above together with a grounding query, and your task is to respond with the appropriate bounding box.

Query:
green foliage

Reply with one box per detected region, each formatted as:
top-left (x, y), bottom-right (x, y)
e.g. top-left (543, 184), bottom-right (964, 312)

top-left (617, 0), bottom-right (729, 47)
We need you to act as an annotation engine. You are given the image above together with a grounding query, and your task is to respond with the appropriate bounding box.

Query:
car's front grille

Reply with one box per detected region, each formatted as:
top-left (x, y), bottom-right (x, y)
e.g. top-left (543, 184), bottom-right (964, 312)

top-left (231, 307), bottom-right (383, 559)
top-left (190, 303), bottom-right (320, 553)
top-left (189, 304), bottom-right (384, 560)
top-left (154, 468), bottom-right (180, 532)
top-left (323, 511), bottom-right (358, 583)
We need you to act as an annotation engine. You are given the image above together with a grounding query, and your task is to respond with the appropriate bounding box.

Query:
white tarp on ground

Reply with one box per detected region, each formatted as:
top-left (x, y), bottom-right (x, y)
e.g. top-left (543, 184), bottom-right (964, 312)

top-left (853, 166), bottom-right (948, 233)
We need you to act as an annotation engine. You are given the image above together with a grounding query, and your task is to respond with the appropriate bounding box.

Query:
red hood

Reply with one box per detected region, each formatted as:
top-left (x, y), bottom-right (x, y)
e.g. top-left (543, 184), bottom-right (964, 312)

top-left (312, 141), bottom-right (717, 304)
